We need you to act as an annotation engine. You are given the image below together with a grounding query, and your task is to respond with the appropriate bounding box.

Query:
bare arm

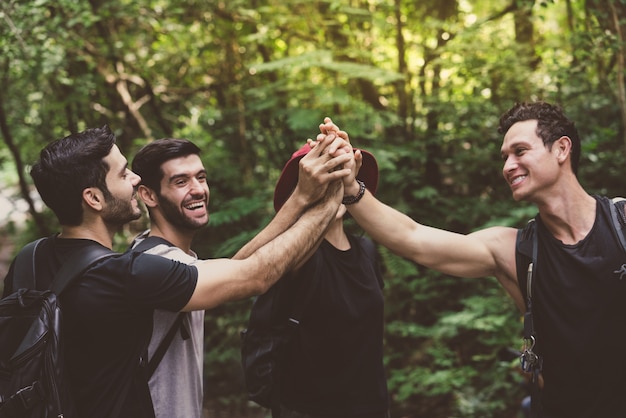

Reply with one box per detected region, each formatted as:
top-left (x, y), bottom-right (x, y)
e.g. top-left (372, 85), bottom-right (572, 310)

top-left (317, 118), bottom-right (525, 309)
top-left (182, 180), bottom-right (343, 311)
top-left (343, 174), bottom-right (524, 309)
top-left (232, 190), bottom-right (308, 261)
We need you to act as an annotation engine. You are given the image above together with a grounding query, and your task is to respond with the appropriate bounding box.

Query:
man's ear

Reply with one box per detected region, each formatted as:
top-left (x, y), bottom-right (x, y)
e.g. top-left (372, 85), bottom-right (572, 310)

top-left (82, 187), bottom-right (105, 211)
top-left (554, 136), bottom-right (572, 164)
top-left (138, 184), bottom-right (159, 208)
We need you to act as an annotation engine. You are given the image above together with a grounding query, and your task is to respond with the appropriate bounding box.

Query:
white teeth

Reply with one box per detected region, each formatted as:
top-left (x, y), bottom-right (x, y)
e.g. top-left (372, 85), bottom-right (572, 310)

top-left (184, 202), bottom-right (204, 210)
top-left (511, 175), bottom-right (526, 186)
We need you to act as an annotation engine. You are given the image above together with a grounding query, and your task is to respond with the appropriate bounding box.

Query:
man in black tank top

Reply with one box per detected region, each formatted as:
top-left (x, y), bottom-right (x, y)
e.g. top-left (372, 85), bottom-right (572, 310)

top-left (317, 102), bottom-right (626, 417)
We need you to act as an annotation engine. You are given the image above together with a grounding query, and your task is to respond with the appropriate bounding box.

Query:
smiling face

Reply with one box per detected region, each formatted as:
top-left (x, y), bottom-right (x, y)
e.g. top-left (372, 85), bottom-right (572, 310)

top-left (102, 145), bottom-right (142, 225)
top-left (156, 154), bottom-right (210, 231)
top-left (501, 119), bottom-right (562, 202)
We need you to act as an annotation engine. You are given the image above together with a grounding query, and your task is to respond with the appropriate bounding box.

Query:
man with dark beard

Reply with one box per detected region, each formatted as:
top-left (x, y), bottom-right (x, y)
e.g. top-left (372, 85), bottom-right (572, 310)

top-left (130, 139), bottom-right (210, 418)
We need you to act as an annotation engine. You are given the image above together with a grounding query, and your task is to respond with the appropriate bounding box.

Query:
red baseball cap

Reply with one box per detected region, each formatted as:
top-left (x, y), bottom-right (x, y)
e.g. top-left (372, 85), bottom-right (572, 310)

top-left (273, 143), bottom-right (379, 212)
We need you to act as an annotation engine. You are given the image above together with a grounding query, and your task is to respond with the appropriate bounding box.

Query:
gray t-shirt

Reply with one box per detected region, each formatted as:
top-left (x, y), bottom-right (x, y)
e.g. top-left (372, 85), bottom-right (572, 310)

top-left (133, 233), bottom-right (205, 418)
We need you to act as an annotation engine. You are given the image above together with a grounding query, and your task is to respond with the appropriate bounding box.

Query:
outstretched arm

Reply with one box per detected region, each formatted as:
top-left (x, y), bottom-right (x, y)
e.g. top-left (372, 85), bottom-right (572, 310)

top-left (318, 118), bottom-right (523, 309)
top-left (348, 187), bottom-right (511, 275)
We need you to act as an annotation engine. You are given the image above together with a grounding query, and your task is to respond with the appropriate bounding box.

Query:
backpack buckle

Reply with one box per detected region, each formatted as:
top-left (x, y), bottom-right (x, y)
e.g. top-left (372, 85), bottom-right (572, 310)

top-left (14, 381), bottom-right (44, 410)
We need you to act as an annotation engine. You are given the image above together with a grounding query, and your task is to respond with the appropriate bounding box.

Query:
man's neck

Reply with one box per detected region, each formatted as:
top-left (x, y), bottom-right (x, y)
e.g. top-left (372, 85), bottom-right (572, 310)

top-left (59, 224), bottom-right (115, 249)
top-left (324, 218), bottom-right (349, 250)
top-left (148, 224), bottom-right (195, 254)
top-left (535, 183), bottom-right (596, 245)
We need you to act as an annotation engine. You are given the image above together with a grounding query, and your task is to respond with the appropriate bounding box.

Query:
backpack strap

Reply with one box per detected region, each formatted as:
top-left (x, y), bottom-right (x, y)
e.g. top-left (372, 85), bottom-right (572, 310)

top-left (130, 235), bottom-right (190, 378)
top-left (356, 235), bottom-right (384, 289)
top-left (10, 238), bottom-right (113, 295)
top-left (610, 197), bottom-right (626, 254)
top-left (285, 258), bottom-right (320, 330)
top-left (11, 238), bottom-right (45, 290)
top-left (516, 219), bottom-right (543, 415)
top-left (50, 244), bottom-right (115, 295)
top-left (262, 255), bottom-right (321, 413)
top-left (145, 312), bottom-right (187, 378)
top-left (516, 220), bottom-right (539, 350)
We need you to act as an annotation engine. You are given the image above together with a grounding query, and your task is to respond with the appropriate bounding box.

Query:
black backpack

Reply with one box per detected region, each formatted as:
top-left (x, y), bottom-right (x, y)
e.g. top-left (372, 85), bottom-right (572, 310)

top-left (0, 238), bottom-right (113, 418)
top-left (239, 265), bottom-right (317, 413)
top-left (240, 236), bottom-right (381, 413)
top-left (515, 197), bottom-right (626, 416)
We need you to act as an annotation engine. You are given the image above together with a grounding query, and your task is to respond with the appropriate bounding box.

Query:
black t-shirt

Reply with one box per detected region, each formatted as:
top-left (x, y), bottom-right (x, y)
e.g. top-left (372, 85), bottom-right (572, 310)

top-left (278, 235), bottom-right (389, 417)
top-left (529, 196), bottom-right (626, 417)
top-left (3, 235), bottom-right (198, 418)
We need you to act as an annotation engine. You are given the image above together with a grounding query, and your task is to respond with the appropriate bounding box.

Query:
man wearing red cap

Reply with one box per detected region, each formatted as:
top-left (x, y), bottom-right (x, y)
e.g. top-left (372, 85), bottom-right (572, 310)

top-left (250, 142), bottom-right (390, 418)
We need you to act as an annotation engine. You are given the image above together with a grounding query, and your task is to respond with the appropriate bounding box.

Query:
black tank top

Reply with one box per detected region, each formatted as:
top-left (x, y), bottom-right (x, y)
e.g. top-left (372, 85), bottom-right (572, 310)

top-left (278, 235), bottom-right (388, 416)
top-left (530, 196), bottom-right (626, 417)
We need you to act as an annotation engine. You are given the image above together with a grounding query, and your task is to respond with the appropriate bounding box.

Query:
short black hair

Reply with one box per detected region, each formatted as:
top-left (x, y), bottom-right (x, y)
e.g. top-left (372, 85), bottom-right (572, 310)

top-left (31, 125), bottom-right (116, 226)
top-left (132, 138), bottom-right (201, 194)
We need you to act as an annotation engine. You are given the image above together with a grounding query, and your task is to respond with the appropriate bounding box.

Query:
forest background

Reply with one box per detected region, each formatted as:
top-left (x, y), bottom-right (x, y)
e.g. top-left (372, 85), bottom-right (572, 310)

top-left (1, 0), bottom-right (625, 417)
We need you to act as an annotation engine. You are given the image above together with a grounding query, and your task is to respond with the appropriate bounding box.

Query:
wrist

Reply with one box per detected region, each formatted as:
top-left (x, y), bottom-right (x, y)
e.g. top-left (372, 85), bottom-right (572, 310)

top-left (286, 187), bottom-right (312, 212)
top-left (344, 180), bottom-right (360, 197)
top-left (342, 179), bottom-right (366, 205)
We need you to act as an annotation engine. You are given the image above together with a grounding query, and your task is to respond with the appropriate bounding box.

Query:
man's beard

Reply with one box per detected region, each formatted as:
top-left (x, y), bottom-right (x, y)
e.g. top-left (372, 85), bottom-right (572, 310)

top-left (102, 194), bottom-right (141, 225)
top-left (159, 194), bottom-right (208, 231)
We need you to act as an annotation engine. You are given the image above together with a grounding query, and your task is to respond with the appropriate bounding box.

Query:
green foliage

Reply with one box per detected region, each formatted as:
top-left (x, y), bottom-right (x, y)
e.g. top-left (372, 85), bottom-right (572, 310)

top-left (3, 0), bottom-right (626, 416)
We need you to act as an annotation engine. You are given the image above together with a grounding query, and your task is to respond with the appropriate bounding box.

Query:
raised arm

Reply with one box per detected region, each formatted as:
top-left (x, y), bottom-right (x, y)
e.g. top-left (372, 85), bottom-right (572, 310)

top-left (233, 132), bottom-right (352, 260)
top-left (183, 181), bottom-right (343, 311)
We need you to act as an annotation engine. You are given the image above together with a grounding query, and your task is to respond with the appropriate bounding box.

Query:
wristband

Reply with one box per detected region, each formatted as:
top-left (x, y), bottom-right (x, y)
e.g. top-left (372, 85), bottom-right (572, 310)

top-left (342, 180), bottom-right (366, 205)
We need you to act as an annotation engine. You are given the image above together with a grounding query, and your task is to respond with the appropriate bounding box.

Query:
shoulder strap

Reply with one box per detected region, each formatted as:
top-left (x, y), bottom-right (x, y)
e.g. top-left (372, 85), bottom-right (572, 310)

top-left (10, 238), bottom-right (114, 295)
top-left (12, 238), bottom-right (45, 290)
top-left (516, 219), bottom-right (538, 338)
top-left (130, 235), bottom-right (173, 254)
top-left (286, 260), bottom-right (320, 328)
top-left (146, 313), bottom-right (187, 377)
top-left (50, 244), bottom-right (115, 295)
top-left (610, 197), bottom-right (626, 255)
top-left (516, 220), bottom-right (536, 301)
top-left (355, 235), bottom-right (384, 289)
top-left (515, 219), bottom-right (540, 354)
top-left (520, 220), bottom-right (537, 338)
top-left (130, 234), bottom-right (189, 378)
top-left (516, 219), bottom-right (543, 414)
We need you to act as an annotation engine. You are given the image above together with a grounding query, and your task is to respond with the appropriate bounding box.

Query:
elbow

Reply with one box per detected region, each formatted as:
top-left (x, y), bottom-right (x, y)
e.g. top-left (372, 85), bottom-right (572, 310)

top-left (250, 277), bottom-right (272, 296)
top-left (243, 256), bottom-right (284, 295)
top-left (253, 268), bottom-right (286, 295)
